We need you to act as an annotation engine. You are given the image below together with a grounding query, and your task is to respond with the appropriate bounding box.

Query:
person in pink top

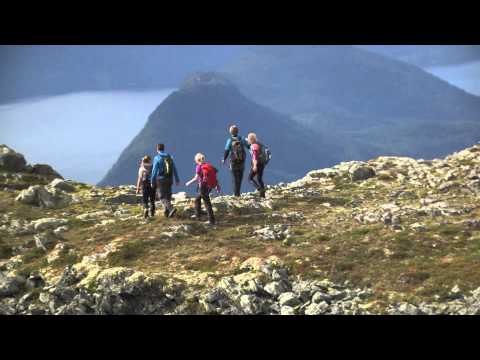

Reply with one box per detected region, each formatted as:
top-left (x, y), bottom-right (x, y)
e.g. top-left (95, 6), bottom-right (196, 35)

top-left (247, 132), bottom-right (266, 198)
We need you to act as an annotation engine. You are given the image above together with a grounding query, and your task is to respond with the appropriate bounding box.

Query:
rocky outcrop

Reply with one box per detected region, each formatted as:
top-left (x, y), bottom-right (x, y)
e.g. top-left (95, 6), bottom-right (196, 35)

top-left (2, 143), bottom-right (480, 315)
top-left (15, 185), bottom-right (73, 209)
top-left (49, 179), bottom-right (75, 192)
top-left (0, 145), bottom-right (27, 172)
top-left (30, 164), bottom-right (63, 179)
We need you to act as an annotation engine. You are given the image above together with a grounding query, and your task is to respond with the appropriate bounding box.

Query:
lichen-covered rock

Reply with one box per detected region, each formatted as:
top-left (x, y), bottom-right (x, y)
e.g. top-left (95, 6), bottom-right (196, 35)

top-left (34, 231), bottom-right (58, 251)
top-left (31, 218), bottom-right (69, 232)
top-left (30, 164), bottom-right (63, 178)
top-left (15, 185), bottom-right (72, 208)
top-left (278, 292), bottom-right (301, 307)
top-left (0, 273), bottom-right (24, 298)
top-left (350, 164), bottom-right (376, 181)
top-left (0, 145), bottom-right (27, 172)
top-left (49, 178), bottom-right (76, 192)
top-left (304, 301), bottom-right (329, 315)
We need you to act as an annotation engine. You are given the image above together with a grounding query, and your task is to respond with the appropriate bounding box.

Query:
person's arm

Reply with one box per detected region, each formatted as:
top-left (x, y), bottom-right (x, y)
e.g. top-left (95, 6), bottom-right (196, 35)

top-left (136, 168), bottom-right (143, 194)
top-left (185, 174), bottom-right (199, 187)
top-left (223, 138), bottom-right (231, 163)
top-left (151, 158), bottom-right (158, 187)
top-left (243, 137), bottom-right (251, 150)
top-left (252, 145), bottom-right (259, 171)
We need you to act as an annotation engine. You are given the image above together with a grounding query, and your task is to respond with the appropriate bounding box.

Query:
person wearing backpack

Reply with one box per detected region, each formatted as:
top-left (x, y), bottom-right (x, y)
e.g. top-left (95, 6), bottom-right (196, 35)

top-left (247, 132), bottom-right (270, 198)
top-left (186, 153), bottom-right (220, 225)
top-left (151, 143), bottom-right (180, 218)
top-left (136, 155), bottom-right (155, 219)
top-left (222, 125), bottom-right (250, 197)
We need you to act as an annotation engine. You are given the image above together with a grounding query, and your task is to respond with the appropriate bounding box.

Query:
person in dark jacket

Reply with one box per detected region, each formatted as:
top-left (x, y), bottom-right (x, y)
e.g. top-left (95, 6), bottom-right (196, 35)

top-left (136, 155), bottom-right (155, 218)
top-left (222, 125), bottom-right (250, 197)
top-left (151, 143), bottom-right (180, 218)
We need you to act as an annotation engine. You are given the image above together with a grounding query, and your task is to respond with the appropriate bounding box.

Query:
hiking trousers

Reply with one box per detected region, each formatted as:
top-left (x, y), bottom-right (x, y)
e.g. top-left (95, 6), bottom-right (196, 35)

top-left (142, 181), bottom-right (155, 214)
top-left (156, 178), bottom-right (173, 212)
top-left (195, 184), bottom-right (215, 224)
top-left (249, 162), bottom-right (265, 191)
top-left (230, 163), bottom-right (244, 197)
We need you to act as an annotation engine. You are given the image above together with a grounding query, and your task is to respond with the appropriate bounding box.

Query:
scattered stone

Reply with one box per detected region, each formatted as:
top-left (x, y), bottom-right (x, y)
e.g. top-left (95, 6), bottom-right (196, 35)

top-left (264, 281), bottom-right (289, 298)
top-left (32, 218), bottom-right (69, 232)
top-left (34, 232), bottom-right (58, 251)
top-left (49, 178), bottom-right (76, 192)
top-left (278, 292), bottom-right (301, 307)
top-left (280, 305), bottom-right (296, 315)
top-left (305, 301), bottom-right (329, 315)
top-left (350, 165), bottom-right (376, 182)
top-left (0, 273), bottom-right (24, 298)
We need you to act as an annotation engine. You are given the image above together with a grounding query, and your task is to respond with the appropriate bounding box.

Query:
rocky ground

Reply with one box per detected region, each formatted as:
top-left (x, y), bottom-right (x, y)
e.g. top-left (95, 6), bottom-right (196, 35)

top-left (1, 143), bottom-right (480, 315)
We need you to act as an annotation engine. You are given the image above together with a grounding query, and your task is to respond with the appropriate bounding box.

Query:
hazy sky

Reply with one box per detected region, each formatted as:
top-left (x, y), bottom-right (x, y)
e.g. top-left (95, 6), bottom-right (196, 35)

top-left (426, 61), bottom-right (480, 96)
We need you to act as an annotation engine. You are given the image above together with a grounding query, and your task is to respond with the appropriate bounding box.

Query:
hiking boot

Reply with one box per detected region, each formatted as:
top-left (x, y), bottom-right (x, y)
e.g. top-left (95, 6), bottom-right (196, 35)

top-left (260, 189), bottom-right (266, 198)
top-left (168, 208), bottom-right (177, 218)
top-left (143, 209), bottom-right (149, 219)
top-left (164, 209), bottom-right (169, 218)
top-left (150, 208), bottom-right (155, 217)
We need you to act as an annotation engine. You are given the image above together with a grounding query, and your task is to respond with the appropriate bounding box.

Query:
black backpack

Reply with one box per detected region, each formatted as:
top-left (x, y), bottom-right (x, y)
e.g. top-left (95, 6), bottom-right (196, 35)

top-left (162, 155), bottom-right (174, 178)
top-left (230, 136), bottom-right (246, 164)
top-left (257, 142), bottom-right (272, 166)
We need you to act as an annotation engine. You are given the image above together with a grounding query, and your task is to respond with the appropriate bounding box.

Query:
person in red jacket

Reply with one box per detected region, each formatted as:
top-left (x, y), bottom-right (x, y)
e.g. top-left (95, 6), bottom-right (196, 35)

top-left (186, 153), bottom-right (220, 225)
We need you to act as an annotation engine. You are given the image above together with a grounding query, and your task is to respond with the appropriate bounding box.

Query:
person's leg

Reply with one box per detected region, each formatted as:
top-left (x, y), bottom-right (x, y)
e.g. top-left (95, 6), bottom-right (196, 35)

top-left (165, 179), bottom-right (176, 217)
top-left (148, 185), bottom-right (156, 217)
top-left (142, 184), bottom-right (149, 218)
top-left (233, 166), bottom-right (244, 197)
top-left (257, 163), bottom-right (265, 189)
top-left (194, 192), bottom-right (202, 217)
top-left (202, 187), bottom-right (215, 224)
top-left (158, 180), bottom-right (169, 216)
top-left (230, 167), bottom-right (238, 197)
top-left (142, 184), bottom-right (149, 209)
top-left (249, 166), bottom-right (261, 190)
top-left (257, 163), bottom-right (266, 198)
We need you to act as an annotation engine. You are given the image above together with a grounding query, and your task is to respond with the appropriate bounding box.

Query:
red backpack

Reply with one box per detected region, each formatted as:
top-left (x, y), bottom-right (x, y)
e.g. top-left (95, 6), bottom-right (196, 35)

top-left (201, 162), bottom-right (218, 189)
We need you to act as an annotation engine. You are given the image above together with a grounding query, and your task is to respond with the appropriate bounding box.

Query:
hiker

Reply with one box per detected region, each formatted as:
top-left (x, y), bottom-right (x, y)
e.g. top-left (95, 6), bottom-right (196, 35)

top-left (247, 132), bottom-right (267, 198)
top-left (222, 125), bottom-right (250, 197)
top-left (185, 153), bottom-right (220, 225)
top-left (151, 143), bottom-right (180, 218)
top-left (136, 155), bottom-right (155, 218)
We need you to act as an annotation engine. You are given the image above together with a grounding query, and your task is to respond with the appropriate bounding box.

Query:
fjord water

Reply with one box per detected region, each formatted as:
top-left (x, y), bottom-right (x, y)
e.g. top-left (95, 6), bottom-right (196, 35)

top-left (0, 89), bottom-right (174, 184)
top-left (426, 61), bottom-right (480, 96)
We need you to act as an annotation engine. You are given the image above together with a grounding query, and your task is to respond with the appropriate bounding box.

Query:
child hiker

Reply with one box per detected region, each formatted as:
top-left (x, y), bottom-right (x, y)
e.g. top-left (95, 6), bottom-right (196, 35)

top-left (185, 153), bottom-right (220, 225)
top-left (136, 155), bottom-right (155, 218)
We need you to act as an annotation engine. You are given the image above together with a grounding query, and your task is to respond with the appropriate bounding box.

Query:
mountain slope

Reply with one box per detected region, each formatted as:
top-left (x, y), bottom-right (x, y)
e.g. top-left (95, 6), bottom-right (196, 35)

top-left (98, 73), bottom-right (344, 191)
top-left (356, 45), bottom-right (480, 67)
top-left (0, 45), bottom-right (250, 104)
top-left (223, 45), bottom-right (480, 122)
top-left (222, 45), bottom-right (480, 160)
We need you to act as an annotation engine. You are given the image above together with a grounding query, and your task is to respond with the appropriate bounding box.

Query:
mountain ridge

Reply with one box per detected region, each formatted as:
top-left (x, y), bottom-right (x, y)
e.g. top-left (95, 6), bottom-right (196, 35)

top-left (98, 72), bottom-right (344, 191)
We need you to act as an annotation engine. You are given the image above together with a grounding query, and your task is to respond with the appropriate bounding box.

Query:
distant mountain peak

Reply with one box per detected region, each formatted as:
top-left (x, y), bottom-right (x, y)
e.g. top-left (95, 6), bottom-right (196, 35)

top-left (180, 72), bottom-right (235, 91)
